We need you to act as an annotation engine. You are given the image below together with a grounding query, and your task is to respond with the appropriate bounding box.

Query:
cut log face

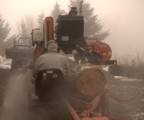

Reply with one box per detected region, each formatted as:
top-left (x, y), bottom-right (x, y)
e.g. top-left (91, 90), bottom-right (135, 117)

top-left (76, 68), bottom-right (106, 97)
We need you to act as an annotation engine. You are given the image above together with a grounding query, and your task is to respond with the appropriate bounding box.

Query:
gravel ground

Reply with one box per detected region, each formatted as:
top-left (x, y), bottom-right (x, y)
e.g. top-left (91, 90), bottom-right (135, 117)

top-left (0, 69), bottom-right (144, 120)
top-left (105, 75), bottom-right (144, 120)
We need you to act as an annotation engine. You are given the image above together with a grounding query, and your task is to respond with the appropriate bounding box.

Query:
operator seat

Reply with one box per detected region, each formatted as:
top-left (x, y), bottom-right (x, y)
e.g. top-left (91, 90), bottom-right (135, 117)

top-left (35, 69), bottom-right (64, 101)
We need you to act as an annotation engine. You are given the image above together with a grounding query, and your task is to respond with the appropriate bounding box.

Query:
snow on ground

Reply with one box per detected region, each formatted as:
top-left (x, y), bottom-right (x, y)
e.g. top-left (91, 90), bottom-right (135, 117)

top-left (114, 76), bottom-right (143, 82)
top-left (0, 56), bottom-right (12, 69)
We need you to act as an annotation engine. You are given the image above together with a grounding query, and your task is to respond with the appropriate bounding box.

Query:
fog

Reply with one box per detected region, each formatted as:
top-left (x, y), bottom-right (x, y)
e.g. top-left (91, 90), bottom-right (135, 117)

top-left (1, 0), bottom-right (144, 58)
top-left (93, 0), bottom-right (144, 57)
top-left (0, 70), bottom-right (32, 120)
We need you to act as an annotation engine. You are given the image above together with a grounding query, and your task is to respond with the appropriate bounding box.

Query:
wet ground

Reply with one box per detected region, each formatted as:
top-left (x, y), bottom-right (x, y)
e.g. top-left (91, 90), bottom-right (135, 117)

top-left (0, 69), bottom-right (144, 120)
top-left (106, 76), bottom-right (144, 120)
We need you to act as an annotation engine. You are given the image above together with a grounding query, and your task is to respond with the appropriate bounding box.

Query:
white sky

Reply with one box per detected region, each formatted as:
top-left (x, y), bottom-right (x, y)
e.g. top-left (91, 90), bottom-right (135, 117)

top-left (1, 0), bottom-right (144, 58)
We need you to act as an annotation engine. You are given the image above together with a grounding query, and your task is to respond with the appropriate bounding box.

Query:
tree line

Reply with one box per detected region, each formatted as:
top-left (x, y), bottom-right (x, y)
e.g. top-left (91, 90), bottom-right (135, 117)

top-left (1, 0), bottom-right (109, 56)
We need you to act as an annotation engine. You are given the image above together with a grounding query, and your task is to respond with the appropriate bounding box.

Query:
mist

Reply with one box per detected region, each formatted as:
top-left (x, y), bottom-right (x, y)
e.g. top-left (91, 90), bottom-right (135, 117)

top-left (92, 0), bottom-right (144, 57)
top-left (1, 0), bottom-right (144, 58)
top-left (0, 70), bottom-right (32, 120)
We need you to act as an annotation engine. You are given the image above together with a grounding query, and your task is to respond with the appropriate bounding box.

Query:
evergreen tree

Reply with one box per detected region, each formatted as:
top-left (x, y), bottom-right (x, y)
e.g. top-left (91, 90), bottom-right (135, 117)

top-left (51, 2), bottom-right (66, 23)
top-left (19, 19), bottom-right (27, 37)
top-left (0, 15), bottom-right (10, 56)
top-left (37, 12), bottom-right (45, 29)
top-left (69, 0), bottom-right (109, 40)
top-left (18, 16), bottom-right (34, 38)
top-left (17, 16), bottom-right (34, 46)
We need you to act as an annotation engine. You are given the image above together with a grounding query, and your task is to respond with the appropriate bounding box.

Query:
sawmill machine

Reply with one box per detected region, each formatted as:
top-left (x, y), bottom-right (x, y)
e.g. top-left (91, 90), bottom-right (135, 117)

top-left (30, 4), bottom-right (112, 119)
top-left (32, 6), bottom-right (116, 65)
top-left (5, 0), bottom-right (116, 71)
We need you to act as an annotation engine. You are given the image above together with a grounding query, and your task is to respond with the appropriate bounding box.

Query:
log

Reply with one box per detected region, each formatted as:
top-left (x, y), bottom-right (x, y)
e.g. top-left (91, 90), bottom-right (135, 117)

top-left (68, 62), bottom-right (106, 101)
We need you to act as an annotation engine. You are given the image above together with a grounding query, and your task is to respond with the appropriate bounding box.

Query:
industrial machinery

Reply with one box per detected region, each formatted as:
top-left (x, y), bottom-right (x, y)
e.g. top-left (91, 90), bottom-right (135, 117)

top-left (5, 3), bottom-right (116, 70)
top-left (5, 37), bottom-right (34, 69)
top-left (85, 38), bottom-right (117, 65)
top-left (35, 69), bottom-right (64, 102)
top-left (32, 7), bottom-right (116, 65)
top-left (30, 5), bottom-right (113, 120)
top-left (32, 66), bottom-right (109, 120)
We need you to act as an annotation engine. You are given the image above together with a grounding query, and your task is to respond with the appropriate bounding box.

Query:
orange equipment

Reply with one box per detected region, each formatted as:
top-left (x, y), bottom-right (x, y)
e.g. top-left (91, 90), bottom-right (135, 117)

top-left (32, 17), bottom-right (54, 61)
top-left (31, 5), bottom-right (111, 120)
top-left (86, 39), bottom-right (115, 64)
